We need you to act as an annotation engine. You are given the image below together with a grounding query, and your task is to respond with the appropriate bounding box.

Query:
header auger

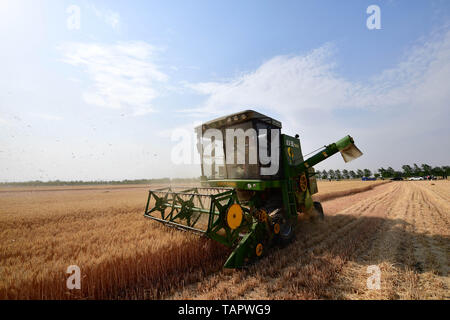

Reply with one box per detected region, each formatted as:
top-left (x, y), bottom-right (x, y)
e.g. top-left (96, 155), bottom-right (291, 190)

top-left (144, 110), bottom-right (363, 268)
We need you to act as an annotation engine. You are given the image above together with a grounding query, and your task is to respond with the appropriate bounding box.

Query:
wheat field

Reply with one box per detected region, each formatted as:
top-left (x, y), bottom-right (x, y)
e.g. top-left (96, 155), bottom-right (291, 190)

top-left (0, 180), bottom-right (447, 299)
top-left (0, 185), bottom-right (227, 299)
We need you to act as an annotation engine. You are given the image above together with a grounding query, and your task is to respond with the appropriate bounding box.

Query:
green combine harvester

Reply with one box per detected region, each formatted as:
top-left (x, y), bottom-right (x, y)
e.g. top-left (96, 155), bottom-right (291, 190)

top-left (144, 110), bottom-right (363, 268)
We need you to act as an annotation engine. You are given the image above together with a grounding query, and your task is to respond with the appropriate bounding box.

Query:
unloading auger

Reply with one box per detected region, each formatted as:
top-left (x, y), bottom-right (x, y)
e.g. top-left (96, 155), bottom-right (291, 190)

top-left (144, 110), bottom-right (363, 268)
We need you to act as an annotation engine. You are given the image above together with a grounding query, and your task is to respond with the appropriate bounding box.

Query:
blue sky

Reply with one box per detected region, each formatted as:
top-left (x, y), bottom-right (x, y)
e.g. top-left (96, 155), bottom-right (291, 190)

top-left (0, 0), bottom-right (449, 181)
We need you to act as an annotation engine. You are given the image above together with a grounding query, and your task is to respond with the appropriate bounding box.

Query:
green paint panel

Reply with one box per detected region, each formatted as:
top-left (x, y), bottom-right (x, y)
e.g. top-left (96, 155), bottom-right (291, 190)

top-left (207, 179), bottom-right (282, 191)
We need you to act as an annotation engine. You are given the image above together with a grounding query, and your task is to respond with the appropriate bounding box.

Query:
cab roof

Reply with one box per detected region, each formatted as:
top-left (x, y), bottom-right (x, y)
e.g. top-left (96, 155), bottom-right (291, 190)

top-left (195, 110), bottom-right (282, 131)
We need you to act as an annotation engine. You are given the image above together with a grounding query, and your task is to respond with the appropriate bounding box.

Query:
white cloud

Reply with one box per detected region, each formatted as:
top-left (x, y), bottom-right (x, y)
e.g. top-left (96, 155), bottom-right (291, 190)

top-left (89, 5), bottom-right (121, 30)
top-left (186, 30), bottom-right (450, 119)
top-left (185, 44), bottom-right (354, 118)
top-left (350, 30), bottom-right (450, 111)
top-left (29, 113), bottom-right (63, 121)
top-left (0, 117), bottom-right (9, 125)
top-left (59, 41), bottom-right (168, 115)
top-left (157, 120), bottom-right (203, 138)
top-left (184, 29), bottom-right (450, 169)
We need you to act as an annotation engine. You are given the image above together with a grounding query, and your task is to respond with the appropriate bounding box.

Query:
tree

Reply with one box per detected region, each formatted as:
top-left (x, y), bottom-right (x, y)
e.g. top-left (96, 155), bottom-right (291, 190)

top-left (421, 163), bottom-right (432, 176)
top-left (363, 169), bottom-right (372, 178)
top-left (374, 173), bottom-right (380, 179)
top-left (387, 167), bottom-right (395, 178)
top-left (356, 169), bottom-right (364, 178)
top-left (342, 169), bottom-right (349, 179)
top-left (431, 166), bottom-right (443, 178)
top-left (321, 170), bottom-right (328, 180)
top-left (349, 170), bottom-right (356, 179)
top-left (413, 163), bottom-right (422, 177)
top-left (335, 169), bottom-right (342, 179)
top-left (394, 171), bottom-right (403, 178)
top-left (328, 169), bottom-right (335, 180)
top-left (402, 165), bottom-right (413, 177)
top-left (378, 167), bottom-right (388, 178)
top-left (443, 166), bottom-right (450, 179)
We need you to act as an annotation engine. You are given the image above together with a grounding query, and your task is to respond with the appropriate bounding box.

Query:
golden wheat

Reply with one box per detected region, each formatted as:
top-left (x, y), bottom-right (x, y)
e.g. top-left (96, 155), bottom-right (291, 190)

top-left (1, 180), bottom-right (425, 300)
top-left (0, 185), bottom-right (228, 299)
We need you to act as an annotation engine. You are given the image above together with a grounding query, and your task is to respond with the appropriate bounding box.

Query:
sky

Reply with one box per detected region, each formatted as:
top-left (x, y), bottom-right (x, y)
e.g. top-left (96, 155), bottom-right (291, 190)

top-left (0, 0), bottom-right (449, 181)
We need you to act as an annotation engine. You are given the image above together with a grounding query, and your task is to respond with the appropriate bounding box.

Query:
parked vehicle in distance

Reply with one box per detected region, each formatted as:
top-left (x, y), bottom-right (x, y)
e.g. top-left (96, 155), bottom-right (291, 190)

top-left (390, 177), bottom-right (404, 181)
top-left (408, 177), bottom-right (424, 181)
top-left (362, 176), bottom-right (377, 181)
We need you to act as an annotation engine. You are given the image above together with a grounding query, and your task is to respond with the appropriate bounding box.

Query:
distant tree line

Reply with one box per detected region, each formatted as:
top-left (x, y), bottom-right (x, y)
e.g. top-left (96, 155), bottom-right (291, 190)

top-left (0, 177), bottom-right (201, 187)
top-left (319, 164), bottom-right (449, 180)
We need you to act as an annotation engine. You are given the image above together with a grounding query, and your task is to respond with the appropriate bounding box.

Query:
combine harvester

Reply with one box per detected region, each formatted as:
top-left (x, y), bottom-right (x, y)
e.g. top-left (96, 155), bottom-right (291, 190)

top-left (144, 110), bottom-right (363, 268)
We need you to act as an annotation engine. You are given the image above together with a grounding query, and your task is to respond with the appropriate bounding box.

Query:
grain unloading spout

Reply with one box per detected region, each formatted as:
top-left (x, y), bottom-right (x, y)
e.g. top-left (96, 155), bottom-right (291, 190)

top-left (293, 135), bottom-right (363, 175)
top-left (335, 136), bottom-right (363, 163)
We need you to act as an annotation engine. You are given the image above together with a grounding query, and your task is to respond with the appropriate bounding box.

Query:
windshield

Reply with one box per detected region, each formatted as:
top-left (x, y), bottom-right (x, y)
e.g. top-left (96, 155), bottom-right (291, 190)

top-left (198, 120), bottom-right (280, 180)
top-left (224, 121), bottom-right (259, 179)
top-left (199, 130), bottom-right (226, 180)
top-left (198, 120), bottom-right (259, 180)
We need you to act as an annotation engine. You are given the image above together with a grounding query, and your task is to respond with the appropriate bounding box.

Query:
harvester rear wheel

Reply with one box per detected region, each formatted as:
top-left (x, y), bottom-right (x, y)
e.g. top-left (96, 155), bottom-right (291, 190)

top-left (313, 201), bottom-right (325, 220)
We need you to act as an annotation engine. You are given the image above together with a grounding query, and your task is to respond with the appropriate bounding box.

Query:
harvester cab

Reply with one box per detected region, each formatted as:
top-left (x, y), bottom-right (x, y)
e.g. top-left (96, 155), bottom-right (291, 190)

top-left (144, 110), bottom-right (363, 268)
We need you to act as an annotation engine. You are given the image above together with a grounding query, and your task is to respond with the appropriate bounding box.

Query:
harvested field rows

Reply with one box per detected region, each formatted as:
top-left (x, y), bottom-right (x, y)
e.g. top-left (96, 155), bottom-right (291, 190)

top-left (329, 181), bottom-right (449, 299)
top-left (168, 181), bottom-right (449, 300)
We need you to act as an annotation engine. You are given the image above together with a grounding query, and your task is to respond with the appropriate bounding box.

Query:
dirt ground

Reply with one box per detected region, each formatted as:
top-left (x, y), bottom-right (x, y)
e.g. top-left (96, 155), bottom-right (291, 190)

top-left (0, 180), bottom-right (448, 299)
top-left (168, 181), bottom-right (449, 300)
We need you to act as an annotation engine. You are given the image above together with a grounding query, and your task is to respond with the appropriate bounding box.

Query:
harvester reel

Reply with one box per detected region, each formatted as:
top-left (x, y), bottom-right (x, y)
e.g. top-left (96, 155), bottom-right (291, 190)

top-left (150, 192), bottom-right (170, 218)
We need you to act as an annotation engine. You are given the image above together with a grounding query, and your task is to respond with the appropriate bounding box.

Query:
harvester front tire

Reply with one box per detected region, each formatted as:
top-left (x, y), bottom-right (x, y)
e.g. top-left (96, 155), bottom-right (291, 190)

top-left (279, 221), bottom-right (295, 246)
top-left (270, 208), bottom-right (294, 246)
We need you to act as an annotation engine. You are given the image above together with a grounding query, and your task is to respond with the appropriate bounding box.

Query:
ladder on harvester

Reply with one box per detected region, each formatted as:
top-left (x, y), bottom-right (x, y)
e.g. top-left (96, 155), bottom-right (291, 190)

top-left (284, 179), bottom-right (298, 218)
